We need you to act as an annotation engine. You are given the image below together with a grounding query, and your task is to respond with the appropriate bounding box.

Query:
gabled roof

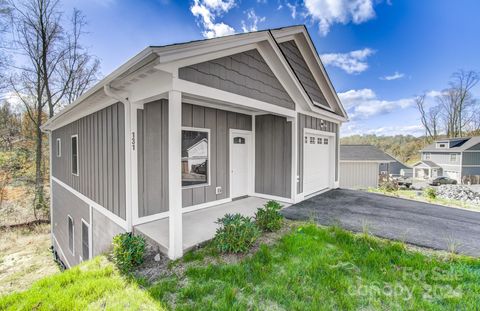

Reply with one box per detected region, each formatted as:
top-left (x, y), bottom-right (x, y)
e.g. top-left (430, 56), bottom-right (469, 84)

top-left (42, 25), bottom-right (348, 131)
top-left (413, 161), bottom-right (440, 168)
top-left (340, 145), bottom-right (396, 162)
top-left (421, 136), bottom-right (480, 152)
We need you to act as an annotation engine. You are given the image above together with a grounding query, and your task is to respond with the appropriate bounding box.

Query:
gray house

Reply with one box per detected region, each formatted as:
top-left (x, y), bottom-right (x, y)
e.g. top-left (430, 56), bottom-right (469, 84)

top-left (339, 144), bottom-right (409, 188)
top-left (42, 25), bottom-right (348, 267)
top-left (413, 137), bottom-right (480, 182)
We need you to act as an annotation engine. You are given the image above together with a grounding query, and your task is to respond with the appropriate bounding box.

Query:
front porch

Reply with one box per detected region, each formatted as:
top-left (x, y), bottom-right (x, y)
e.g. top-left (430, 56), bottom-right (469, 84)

top-left (134, 197), bottom-right (288, 254)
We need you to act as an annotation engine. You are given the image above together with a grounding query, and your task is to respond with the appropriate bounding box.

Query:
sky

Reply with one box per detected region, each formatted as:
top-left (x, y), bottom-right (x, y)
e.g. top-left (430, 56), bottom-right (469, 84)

top-left (57, 0), bottom-right (480, 137)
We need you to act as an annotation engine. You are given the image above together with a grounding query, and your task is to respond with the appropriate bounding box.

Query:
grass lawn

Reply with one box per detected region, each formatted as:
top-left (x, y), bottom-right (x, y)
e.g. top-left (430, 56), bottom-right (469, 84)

top-left (369, 188), bottom-right (480, 212)
top-left (1, 223), bottom-right (480, 310)
top-left (0, 224), bottom-right (58, 295)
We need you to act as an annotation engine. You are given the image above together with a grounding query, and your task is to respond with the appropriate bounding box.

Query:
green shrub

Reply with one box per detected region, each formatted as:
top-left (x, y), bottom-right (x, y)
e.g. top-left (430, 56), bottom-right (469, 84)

top-left (255, 200), bottom-right (284, 232)
top-left (214, 213), bottom-right (260, 253)
top-left (112, 233), bottom-right (146, 273)
top-left (379, 180), bottom-right (398, 192)
top-left (424, 187), bottom-right (436, 199)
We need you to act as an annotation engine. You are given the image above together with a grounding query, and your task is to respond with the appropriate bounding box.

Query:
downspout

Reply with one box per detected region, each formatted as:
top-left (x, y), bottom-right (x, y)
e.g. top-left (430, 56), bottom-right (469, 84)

top-left (104, 84), bottom-right (133, 232)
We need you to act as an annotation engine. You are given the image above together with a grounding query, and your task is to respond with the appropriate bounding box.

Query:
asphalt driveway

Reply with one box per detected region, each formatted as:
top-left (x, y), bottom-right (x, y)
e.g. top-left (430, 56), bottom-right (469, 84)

top-left (281, 189), bottom-right (480, 256)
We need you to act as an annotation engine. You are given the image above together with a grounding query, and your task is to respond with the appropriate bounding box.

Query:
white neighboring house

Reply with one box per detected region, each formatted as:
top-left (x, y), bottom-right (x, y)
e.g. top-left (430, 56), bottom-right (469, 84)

top-left (413, 137), bottom-right (480, 183)
top-left (339, 144), bottom-right (408, 189)
top-left (41, 25), bottom-right (349, 267)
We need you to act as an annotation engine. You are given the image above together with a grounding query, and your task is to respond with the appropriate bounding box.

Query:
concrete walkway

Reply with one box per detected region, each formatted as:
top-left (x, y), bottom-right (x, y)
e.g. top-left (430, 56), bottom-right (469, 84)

top-left (281, 189), bottom-right (480, 257)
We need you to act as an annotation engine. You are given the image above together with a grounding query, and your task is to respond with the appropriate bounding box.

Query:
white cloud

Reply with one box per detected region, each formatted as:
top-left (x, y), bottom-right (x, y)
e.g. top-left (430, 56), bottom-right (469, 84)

top-left (277, 4), bottom-right (283, 9)
top-left (304, 0), bottom-right (376, 36)
top-left (380, 71), bottom-right (405, 81)
top-left (342, 122), bottom-right (424, 137)
top-left (320, 48), bottom-right (375, 74)
top-left (286, 2), bottom-right (297, 18)
top-left (241, 9), bottom-right (266, 32)
top-left (190, 0), bottom-right (236, 38)
top-left (339, 88), bottom-right (414, 120)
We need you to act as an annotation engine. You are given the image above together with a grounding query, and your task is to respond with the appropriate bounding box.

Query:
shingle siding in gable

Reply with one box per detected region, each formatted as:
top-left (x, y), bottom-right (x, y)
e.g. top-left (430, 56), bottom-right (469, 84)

top-left (279, 40), bottom-right (329, 108)
top-left (179, 49), bottom-right (295, 110)
top-left (51, 102), bottom-right (126, 219)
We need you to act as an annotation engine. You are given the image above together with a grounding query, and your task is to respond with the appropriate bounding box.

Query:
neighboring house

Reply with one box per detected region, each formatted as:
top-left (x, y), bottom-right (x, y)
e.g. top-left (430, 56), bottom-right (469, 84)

top-left (413, 137), bottom-right (480, 182)
top-left (41, 25), bottom-right (348, 266)
top-left (339, 145), bottom-right (409, 189)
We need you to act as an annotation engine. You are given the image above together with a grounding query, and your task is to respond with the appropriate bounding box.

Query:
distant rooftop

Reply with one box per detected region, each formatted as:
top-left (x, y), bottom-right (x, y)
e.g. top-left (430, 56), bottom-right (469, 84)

top-left (422, 136), bottom-right (480, 152)
top-left (340, 145), bottom-right (397, 162)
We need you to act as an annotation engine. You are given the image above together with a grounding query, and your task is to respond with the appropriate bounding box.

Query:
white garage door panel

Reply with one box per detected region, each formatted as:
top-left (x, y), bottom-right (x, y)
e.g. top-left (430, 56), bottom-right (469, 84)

top-left (304, 134), bottom-right (332, 196)
top-left (340, 162), bottom-right (379, 189)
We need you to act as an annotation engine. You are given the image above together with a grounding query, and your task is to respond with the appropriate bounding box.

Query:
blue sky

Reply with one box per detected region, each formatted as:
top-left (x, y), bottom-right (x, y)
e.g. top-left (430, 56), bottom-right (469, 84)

top-left (59, 0), bottom-right (480, 137)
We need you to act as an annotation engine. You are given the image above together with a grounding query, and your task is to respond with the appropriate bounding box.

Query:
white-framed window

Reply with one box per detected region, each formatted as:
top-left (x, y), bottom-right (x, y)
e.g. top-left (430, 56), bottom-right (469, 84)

top-left (182, 128), bottom-right (210, 188)
top-left (317, 137), bottom-right (322, 144)
top-left (450, 153), bottom-right (457, 162)
top-left (56, 138), bottom-right (61, 157)
top-left (324, 138), bottom-right (329, 144)
top-left (424, 153), bottom-right (431, 160)
top-left (81, 219), bottom-right (90, 261)
top-left (71, 135), bottom-right (78, 176)
top-left (436, 142), bottom-right (447, 149)
top-left (310, 137), bottom-right (315, 144)
top-left (68, 215), bottom-right (74, 255)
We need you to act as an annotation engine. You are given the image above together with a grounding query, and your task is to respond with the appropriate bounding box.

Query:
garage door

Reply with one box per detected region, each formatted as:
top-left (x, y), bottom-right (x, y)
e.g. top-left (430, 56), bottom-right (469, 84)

top-left (444, 170), bottom-right (459, 181)
top-left (304, 134), bottom-right (331, 196)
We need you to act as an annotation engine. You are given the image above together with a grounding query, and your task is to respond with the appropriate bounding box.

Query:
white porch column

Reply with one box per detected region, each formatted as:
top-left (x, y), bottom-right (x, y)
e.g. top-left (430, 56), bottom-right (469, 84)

top-left (168, 90), bottom-right (183, 259)
top-left (288, 116), bottom-right (298, 203)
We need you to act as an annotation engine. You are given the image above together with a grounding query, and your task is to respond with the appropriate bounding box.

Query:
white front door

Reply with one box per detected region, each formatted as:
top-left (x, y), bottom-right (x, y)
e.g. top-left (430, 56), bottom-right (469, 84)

top-left (303, 133), bottom-right (332, 196)
top-left (230, 131), bottom-right (252, 198)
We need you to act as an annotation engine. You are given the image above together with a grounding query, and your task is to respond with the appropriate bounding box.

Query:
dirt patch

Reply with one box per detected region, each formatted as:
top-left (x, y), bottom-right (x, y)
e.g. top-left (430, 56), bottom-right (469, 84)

top-left (0, 224), bottom-right (59, 295)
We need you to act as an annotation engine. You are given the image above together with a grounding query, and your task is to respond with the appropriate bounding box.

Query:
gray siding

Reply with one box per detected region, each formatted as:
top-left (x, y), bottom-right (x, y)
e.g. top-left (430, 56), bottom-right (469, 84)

top-left (137, 100), bottom-right (169, 216)
top-left (52, 103), bottom-right (126, 219)
top-left (462, 166), bottom-right (480, 176)
top-left (52, 180), bottom-right (90, 267)
top-left (92, 208), bottom-right (125, 257)
top-left (137, 101), bottom-right (252, 212)
top-left (297, 113), bottom-right (338, 194)
top-left (182, 103), bottom-right (252, 207)
top-left (179, 49), bottom-right (295, 110)
top-left (279, 40), bottom-right (328, 108)
top-left (340, 162), bottom-right (379, 189)
top-left (422, 152), bottom-right (461, 167)
top-left (462, 152), bottom-right (480, 166)
top-left (255, 115), bottom-right (292, 198)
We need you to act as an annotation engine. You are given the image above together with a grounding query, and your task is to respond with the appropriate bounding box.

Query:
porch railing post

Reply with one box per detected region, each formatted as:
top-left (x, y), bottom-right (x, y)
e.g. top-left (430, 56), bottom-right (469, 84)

top-left (168, 90), bottom-right (183, 259)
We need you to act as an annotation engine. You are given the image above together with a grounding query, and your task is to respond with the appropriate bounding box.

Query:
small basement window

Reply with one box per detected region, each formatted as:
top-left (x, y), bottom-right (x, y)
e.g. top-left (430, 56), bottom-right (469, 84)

top-left (68, 215), bottom-right (74, 255)
top-left (81, 220), bottom-right (89, 261)
top-left (56, 138), bottom-right (61, 157)
top-left (182, 129), bottom-right (209, 187)
top-left (71, 135), bottom-right (78, 175)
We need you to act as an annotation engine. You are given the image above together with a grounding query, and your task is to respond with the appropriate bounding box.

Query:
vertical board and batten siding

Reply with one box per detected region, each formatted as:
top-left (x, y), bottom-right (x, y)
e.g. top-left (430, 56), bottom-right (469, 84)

top-left (255, 115), bottom-right (292, 198)
top-left (278, 40), bottom-right (328, 108)
top-left (340, 162), bottom-right (380, 189)
top-left (137, 101), bottom-right (252, 214)
top-left (179, 49), bottom-right (295, 110)
top-left (461, 152), bottom-right (480, 165)
top-left (137, 100), bottom-right (169, 217)
top-left (182, 103), bottom-right (252, 207)
top-left (51, 103), bottom-right (126, 219)
top-left (52, 180), bottom-right (90, 267)
top-left (297, 113), bottom-right (338, 194)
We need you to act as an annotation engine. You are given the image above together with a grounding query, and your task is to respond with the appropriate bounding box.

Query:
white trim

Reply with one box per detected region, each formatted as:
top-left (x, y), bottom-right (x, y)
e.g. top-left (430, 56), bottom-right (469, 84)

top-left (53, 234), bottom-right (71, 269)
top-left (289, 117), bottom-right (299, 202)
top-left (340, 160), bottom-right (396, 163)
top-left (51, 176), bottom-right (128, 230)
top-left (229, 129), bottom-right (254, 199)
top-left (88, 205), bottom-right (93, 259)
top-left (70, 135), bottom-right (79, 176)
top-left (49, 133), bottom-right (54, 252)
top-left (131, 105), bottom-right (140, 228)
top-left (252, 192), bottom-right (293, 204)
top-left (303, 187), bottom-right (331, 200)
top-left (56, 138), bottom-right (61, 157)
top-left (183, 198), bottom-right (233, 214)
top-left (81, 218), bottom-right (90, 261)
top-left (181, 127), bottom-right (211, 189)
top-left (67, 215), bottom-right (75, 256)
top-left (133, 211), bottom-right (169, 226)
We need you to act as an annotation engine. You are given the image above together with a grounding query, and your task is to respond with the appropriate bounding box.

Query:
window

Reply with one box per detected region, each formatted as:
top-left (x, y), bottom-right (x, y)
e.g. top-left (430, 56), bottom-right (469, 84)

top-left (324, 138), bottom-right (329, 144)
top-left (424, 153), bottom-right (431, 160)
top-left (304, 136), bottom-right (308, 143)
top-left (56, 138), bottom-right (61, 157)
top-left (182, 129), bottom-right (209, 187)
top-left (68, 216), bottom-right (74, 255)
top-left (317, 138), bottom-right (322, 144)
top-left (450, 153), bottom-right (457, 162)
top-left (81, 220), bottom-right (89, 261)
top-left (436, 142), bottom-right (447, 148)
top-left (71, 135), bottom-right (78, 175)
top-left (310, 137), bottom-right (315, 144)
top-left (233, 137), bottom-right (245, 144)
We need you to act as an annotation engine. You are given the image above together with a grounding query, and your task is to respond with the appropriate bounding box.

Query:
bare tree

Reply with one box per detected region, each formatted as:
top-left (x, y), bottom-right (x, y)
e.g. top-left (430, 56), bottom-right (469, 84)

top-left (9, 0), bottom-right (99, 218)
top-left (0, 0), bottom-right (11, 93)
top-left (415, 93), bottom-right (440, 142)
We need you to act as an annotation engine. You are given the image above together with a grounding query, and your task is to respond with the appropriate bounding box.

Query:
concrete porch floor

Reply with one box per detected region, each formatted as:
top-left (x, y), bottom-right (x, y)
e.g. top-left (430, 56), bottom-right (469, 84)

top-left (134, 197), bottom-right (289, 254)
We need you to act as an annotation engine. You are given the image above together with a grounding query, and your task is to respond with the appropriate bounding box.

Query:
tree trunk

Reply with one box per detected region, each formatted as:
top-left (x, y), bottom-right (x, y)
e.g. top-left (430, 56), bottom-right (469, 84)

top-left (33, 99), bottom-right (44, 219)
